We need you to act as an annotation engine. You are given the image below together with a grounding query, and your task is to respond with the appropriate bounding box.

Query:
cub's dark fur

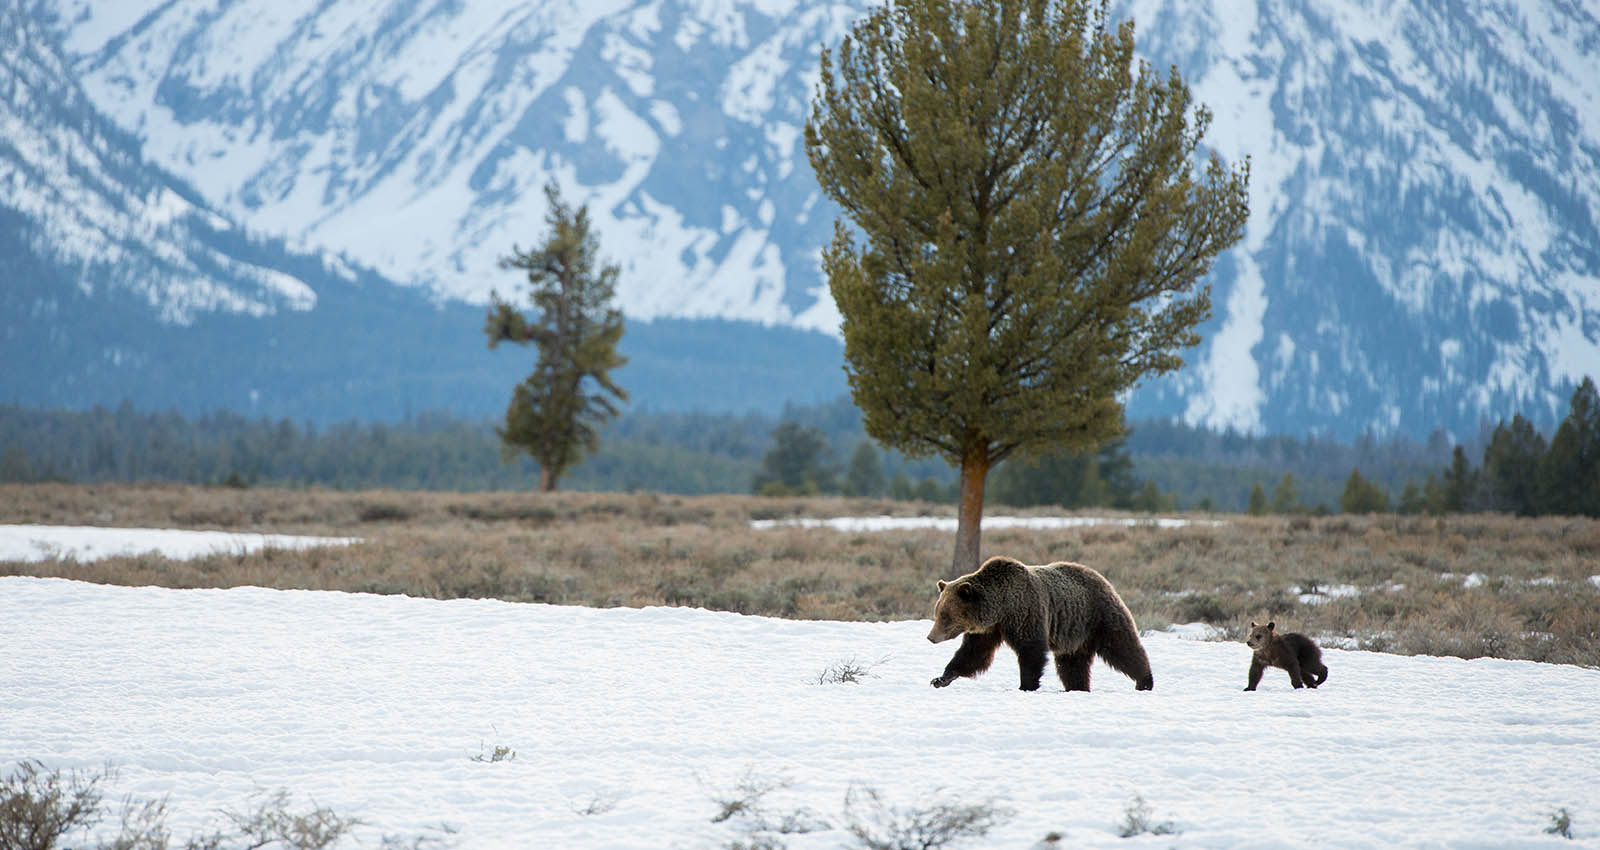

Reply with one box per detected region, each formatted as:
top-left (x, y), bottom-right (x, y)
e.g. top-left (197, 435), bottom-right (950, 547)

top-left (1244, 621), bottom-right (1328, 690)
top-left (927, 556), bottom-right (1153, 692)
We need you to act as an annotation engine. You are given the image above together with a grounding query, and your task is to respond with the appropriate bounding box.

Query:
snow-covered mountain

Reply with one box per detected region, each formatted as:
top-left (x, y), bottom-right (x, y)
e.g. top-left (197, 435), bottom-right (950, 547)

top-left (0, 0), bottom-right (843, 422)
top-left (41, 0), bottom-right (857, 331)
top-left (9, 0), bottom-right (1600, 438)
top-left (1, 0), bottom-right (325, 327)
top-left (1120, 0), bottom-right (1600, 438)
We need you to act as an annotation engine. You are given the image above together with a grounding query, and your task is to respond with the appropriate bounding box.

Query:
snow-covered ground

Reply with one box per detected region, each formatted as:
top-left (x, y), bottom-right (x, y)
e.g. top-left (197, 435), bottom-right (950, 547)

top-left (0, 525), bottom-right (357, 563)
top-left (4, 525), bottom-right (1598, 848)
top-left (4, 576), bottom-right (1597, 848)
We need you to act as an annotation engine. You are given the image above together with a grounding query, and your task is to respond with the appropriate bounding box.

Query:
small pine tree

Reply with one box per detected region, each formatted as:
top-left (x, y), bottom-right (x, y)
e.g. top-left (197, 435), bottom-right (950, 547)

top-left (1270, 472), bottom-right (1301, 514)
top-left (1443, 445), bottom-right (1476, 513)
top-left (1340, 468), bottom-right (1390, 514)
top-left (889, 473), bottom-right (914, 501)
top-left (1482, 414), bottom-right (1548, 515)
top-left (1131, 480), bottom-right (1172, 513)
top-left (986, 437), bottom-right (1136, 509)
top-left (486, 182), bottom-right (627, 491)
top-left (1397, 480), bottom-right (1426, 515)
top-left (1542, 377), bottom-right (1600, 517)
top-left (753, 423), bottom-right (836, 496)
top-left (845, 441), bottom-right (887, 498)
top-left (1247, 482), bottom-right (1268, 516)
top-left (915, 477), bottom-right (948, 503)
top-left (1421, 472), bottom-right (1447, 516)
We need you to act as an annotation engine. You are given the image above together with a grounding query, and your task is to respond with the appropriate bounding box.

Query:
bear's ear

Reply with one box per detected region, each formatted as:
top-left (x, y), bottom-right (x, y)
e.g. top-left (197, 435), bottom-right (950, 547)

top-left (1249, 621), bottom-right (1259, 628)
top-left (1266, 621), bottom-right (1276, 631)
top-left (955, 582), bottom-right (978, 601)
top-left (936, 579), bottom-right (948, 592)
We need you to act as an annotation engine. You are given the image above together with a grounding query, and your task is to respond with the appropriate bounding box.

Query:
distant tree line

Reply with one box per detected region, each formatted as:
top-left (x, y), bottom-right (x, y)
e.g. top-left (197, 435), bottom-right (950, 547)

top-left (1426, 377), bottom-right (1599, 517)
top-left (0, 400), bottom-right (913, 496)
top-left (1232, 378), bottom-right (1599, 517)
top-left (3, 381), bottom-right (1593, 516)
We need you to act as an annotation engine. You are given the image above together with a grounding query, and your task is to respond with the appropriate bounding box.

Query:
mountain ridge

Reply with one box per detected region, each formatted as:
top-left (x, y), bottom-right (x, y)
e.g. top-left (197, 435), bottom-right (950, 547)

top-left (1, 0), bottom-right (845, 423)
top-left (7, 0), bottom-right (1600, 440)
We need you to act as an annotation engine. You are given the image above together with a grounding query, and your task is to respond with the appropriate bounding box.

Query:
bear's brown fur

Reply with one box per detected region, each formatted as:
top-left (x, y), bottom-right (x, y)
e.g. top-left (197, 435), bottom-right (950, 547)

top-left (1243, 621), bottom-right (1328, 690)
top-left (927, 556), bottom-right (1154, 692)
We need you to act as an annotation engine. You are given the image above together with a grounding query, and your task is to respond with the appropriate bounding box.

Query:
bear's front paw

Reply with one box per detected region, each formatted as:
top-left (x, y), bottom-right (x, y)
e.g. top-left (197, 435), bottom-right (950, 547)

top-left (930, 675), bottom-right (954, 688)
top-left (1243, 685), bottom-right (1256, 691)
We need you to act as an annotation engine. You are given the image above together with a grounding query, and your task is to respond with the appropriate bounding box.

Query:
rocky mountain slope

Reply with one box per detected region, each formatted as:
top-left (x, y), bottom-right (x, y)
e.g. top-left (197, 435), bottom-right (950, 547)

top-left (9, 0), bottom-right (1599, 438)
top-left (1, 0), bottom-right (843, 422)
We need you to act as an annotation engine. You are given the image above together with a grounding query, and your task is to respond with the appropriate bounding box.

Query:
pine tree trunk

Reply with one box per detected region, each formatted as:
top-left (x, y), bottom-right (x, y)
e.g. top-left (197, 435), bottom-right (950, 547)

top-left (952, 449), bottom-right (989, 574)
top-left (538, 465), bottom-right (555, 492)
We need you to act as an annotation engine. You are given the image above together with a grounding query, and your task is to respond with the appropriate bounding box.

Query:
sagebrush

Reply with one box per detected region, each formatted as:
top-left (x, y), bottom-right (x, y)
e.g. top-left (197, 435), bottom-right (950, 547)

top-left (0, 761), bottom-right (379, 850)
top-left (5, 484), bottom-right (1599, 666)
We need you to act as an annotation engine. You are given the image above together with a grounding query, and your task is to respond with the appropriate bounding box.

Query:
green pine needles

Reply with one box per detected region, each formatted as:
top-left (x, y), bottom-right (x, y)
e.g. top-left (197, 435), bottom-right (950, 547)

top-left (486, 183), bottom-right (628, 491)
top-left (805, 0), bottom-right (1250, 569)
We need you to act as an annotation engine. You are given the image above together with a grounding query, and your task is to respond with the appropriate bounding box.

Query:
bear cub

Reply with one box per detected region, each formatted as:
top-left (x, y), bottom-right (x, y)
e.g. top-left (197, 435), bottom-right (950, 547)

top-left (927, 555), bottom-right (1153, 692)
top-left (1243, 621), bottom-right (1328, 690)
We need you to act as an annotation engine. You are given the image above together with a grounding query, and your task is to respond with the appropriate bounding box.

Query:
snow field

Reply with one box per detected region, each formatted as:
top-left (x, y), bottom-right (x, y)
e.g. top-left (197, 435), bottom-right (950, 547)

top-left (3, 576), bottom-right (1597, 849)
top-left (0, 525), bottom-right (357, 563)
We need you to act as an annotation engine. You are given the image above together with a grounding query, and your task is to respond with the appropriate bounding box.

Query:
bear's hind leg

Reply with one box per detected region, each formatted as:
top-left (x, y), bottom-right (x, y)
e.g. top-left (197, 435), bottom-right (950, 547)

top-left (1055, 650), bottom-right (1093, 692)
top-left (1284, 659), bottom-right (1306, 688)
top-left (1097, 627), bottom-right (1155, 691)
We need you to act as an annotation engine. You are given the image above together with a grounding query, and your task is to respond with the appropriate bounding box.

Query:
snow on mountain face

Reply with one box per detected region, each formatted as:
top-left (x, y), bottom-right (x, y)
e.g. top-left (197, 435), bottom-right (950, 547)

top-left (0, 1), bottom-right (320, 325)
top-left (26, 0), bottom-right (1600, 438)
top-left (47, 0), bottom-right (858, 333)
top-left (1119, 0), bottom-right (1600, 436)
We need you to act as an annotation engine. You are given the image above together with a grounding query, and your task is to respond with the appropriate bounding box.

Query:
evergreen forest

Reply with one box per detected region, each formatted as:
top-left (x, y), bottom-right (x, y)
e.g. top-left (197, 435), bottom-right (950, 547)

top-left (3, 376), bottom-right (1594, 516)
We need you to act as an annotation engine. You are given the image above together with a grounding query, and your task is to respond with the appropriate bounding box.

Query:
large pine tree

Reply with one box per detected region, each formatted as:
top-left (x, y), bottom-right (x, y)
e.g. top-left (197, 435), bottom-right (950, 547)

top-left (805, 0), bottom-right (1249, 570)
top-left (486, 183), bottom-right (627, 491)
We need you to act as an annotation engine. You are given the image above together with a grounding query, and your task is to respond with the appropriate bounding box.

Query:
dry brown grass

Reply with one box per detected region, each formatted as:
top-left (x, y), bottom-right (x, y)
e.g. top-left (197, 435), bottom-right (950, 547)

top-left (4, 483), bottom-right (1598, 667)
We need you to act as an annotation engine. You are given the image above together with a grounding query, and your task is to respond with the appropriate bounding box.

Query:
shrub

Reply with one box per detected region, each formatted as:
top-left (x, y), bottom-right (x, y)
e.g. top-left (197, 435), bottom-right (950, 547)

top-left (13, 484), bottom-right (1600, 668)
top-left (1116, 794), bottom-right (1177, 838)
top-left (355, 502), bottom-right (412, 522)
top-left (470, 744), bottom-right (515, 764)
top-left (816, 657), bottom-right (888, 685)
top-left (842, 786), bottom-right (1009, 850)
top-left (0, 759), bottom-right (108, 850)
top-left (704, 770), bottom-right (827, 838)
top-left (0, 762), bottom-right (371, 850)
top-left (564, 792), bottom-right (618, 817)
top-left (1174, 592), bottom-right (1237, 624)
top-left (707, 770), bottom-right (787, 827)
top-left (200, 790), bottom-right (360, 850)
top-left (1545, 807), bottom-right (1574, 839)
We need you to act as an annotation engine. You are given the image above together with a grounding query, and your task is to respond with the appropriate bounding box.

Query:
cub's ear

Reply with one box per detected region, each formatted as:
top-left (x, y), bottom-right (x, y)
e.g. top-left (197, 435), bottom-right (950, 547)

top-left (1266, 621), bottom-right (1276, 631)
top-left (936, 579), bottom-right (948, 592)
top-left (1249, 621), bottom-right (1259, 628)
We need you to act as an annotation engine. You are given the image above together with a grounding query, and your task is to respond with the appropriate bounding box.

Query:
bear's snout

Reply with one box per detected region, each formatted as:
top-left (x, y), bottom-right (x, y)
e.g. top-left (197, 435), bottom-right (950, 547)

top-left (926, 623), bottom-right (958, 643)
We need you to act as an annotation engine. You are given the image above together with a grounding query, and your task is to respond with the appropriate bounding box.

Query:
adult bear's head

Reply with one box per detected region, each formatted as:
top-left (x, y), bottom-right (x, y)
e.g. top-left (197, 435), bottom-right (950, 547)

top-left (926, 557), bottom-right (1023, 643)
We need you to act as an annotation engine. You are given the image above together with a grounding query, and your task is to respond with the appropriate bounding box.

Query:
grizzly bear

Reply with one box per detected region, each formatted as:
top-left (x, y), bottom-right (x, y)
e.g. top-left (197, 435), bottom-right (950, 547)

top-left (926, 556), bottom-right (1154, 691)
top-left (1243, 621), bottom-right (1328, 690)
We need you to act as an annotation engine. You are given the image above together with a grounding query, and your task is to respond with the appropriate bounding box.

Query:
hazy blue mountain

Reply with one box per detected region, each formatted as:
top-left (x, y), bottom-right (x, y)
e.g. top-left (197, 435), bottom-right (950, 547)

top-left (7, 0), bottom-right (1598, 438)
top-left (1, 0), bottom-right (843, 422)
